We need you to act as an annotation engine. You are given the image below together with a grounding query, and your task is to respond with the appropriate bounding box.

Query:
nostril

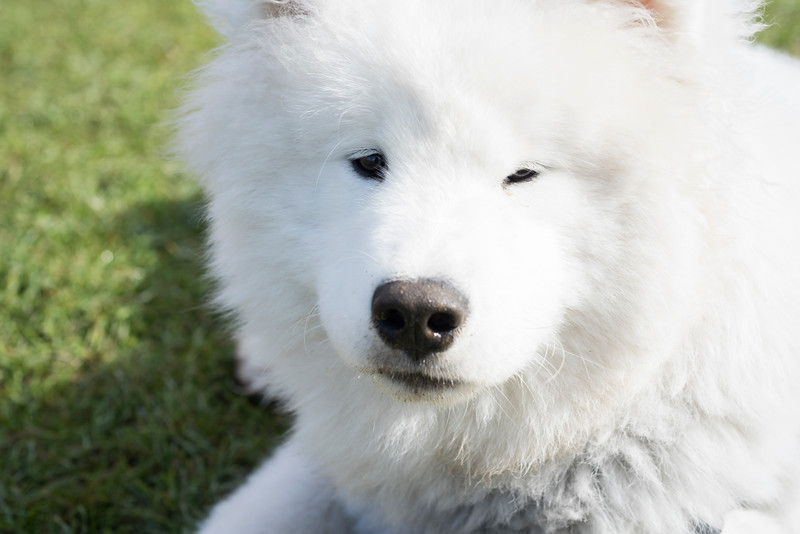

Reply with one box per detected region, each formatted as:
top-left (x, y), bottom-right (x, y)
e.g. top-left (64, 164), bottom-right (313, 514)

top-left (426, 311), bottom-right (460, 335)
top-left (378, 308), bottom-right (406, 333)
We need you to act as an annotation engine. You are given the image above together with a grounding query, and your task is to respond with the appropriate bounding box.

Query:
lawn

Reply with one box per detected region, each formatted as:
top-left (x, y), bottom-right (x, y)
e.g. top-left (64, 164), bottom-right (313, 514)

top-left (1, 1), bottom-right (798, 533)
top-left (0, 2), bottom-right (283, 532)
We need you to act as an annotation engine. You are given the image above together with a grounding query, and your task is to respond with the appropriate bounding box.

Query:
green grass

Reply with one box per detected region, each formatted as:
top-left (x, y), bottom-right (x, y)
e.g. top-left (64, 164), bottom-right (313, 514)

top-left (761, 0), bottom-right (800, 54)
top-left (0, 1), bottom-right (284, 532)
top-left (0, 1), bottom-right (797, 533)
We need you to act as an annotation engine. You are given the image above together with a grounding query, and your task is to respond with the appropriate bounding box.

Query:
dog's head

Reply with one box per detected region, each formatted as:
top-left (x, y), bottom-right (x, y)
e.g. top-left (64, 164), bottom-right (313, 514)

top-left (179, 0), bottom-right (754, 413)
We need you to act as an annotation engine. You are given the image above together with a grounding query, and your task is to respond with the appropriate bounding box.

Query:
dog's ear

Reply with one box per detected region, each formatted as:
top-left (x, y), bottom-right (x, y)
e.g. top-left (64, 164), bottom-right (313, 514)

top-left (616, 0), bottom-right (762, 44)
top-left (197, 0), bottom-right (308, 37)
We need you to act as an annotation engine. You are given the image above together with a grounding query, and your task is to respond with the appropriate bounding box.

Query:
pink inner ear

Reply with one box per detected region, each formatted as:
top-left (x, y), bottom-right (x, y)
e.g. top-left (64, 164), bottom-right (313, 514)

top-left (623, 0), bottom-right (667, 24)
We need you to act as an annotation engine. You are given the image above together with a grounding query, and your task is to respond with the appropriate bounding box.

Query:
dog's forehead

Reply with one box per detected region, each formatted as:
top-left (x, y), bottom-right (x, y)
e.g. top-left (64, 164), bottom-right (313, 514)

top-left (240, 0), bottom-right (676, 172)
top-left (297, 3), bottom-right (655, 121)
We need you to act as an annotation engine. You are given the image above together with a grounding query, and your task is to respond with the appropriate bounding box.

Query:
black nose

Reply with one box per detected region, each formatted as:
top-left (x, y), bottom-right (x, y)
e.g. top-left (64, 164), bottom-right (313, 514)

top-left (371, 279), bottom-right (469, 361)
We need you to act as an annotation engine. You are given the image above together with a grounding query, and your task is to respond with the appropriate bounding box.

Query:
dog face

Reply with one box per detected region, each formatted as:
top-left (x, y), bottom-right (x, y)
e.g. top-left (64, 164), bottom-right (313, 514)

top-left (182, 0), bottom-right (711, 408)
top-left (310, 73), bottom-right (590, 402)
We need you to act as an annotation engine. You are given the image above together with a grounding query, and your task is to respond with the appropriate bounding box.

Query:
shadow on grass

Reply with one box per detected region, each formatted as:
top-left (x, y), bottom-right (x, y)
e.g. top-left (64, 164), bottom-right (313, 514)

top-left (2, 196), bottom-right (287, 534)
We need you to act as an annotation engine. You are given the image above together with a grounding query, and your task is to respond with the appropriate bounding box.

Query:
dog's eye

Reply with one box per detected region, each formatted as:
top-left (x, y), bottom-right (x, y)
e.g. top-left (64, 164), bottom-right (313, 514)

top-left (351, 153), bottom-right (387, 181)
top-left (504, 168), bottom-right (539, 185)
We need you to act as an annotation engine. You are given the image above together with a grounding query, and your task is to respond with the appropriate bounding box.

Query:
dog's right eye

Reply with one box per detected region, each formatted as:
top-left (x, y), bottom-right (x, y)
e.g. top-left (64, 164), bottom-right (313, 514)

top-left (504, 167), bottom-right (540, 185)
top-left (351, 153), bottom-right (387, 181)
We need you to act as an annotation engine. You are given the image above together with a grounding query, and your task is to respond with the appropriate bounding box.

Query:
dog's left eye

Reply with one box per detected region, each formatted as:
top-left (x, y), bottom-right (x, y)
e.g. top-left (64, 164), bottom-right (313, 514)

top-left (504, 168), bottom-right (539, 185)
top-left (351, 153), bottom-right (387, 181)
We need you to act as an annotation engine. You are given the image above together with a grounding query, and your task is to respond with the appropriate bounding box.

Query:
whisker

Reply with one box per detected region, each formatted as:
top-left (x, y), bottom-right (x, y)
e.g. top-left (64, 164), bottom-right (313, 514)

top-left (315, 138), bottom-right (346, 190)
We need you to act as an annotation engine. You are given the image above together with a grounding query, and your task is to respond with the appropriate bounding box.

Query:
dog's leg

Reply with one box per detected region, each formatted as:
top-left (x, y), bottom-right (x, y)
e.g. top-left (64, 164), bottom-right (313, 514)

top-left (196, 440), bottom-right (353, 534)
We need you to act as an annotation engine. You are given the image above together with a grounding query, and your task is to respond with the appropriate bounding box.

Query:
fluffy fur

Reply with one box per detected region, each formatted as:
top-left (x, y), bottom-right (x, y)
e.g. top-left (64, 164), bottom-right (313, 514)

top-left (177, 0), bottom-right (800, 532)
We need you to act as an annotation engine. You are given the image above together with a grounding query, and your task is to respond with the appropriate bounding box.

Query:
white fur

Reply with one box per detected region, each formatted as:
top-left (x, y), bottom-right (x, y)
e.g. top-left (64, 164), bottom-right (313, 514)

top-left (178, 0), bottom-right (800, 532)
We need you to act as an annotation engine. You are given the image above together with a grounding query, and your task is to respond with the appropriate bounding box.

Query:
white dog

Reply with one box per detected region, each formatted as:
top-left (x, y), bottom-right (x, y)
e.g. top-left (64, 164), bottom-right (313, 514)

top-left (178, 0), bottom-right (800, 532)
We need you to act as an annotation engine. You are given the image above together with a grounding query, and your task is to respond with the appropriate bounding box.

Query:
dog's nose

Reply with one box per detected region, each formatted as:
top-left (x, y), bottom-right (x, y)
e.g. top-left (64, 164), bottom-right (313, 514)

top-left (371, 279), bottom-right (468, 361)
